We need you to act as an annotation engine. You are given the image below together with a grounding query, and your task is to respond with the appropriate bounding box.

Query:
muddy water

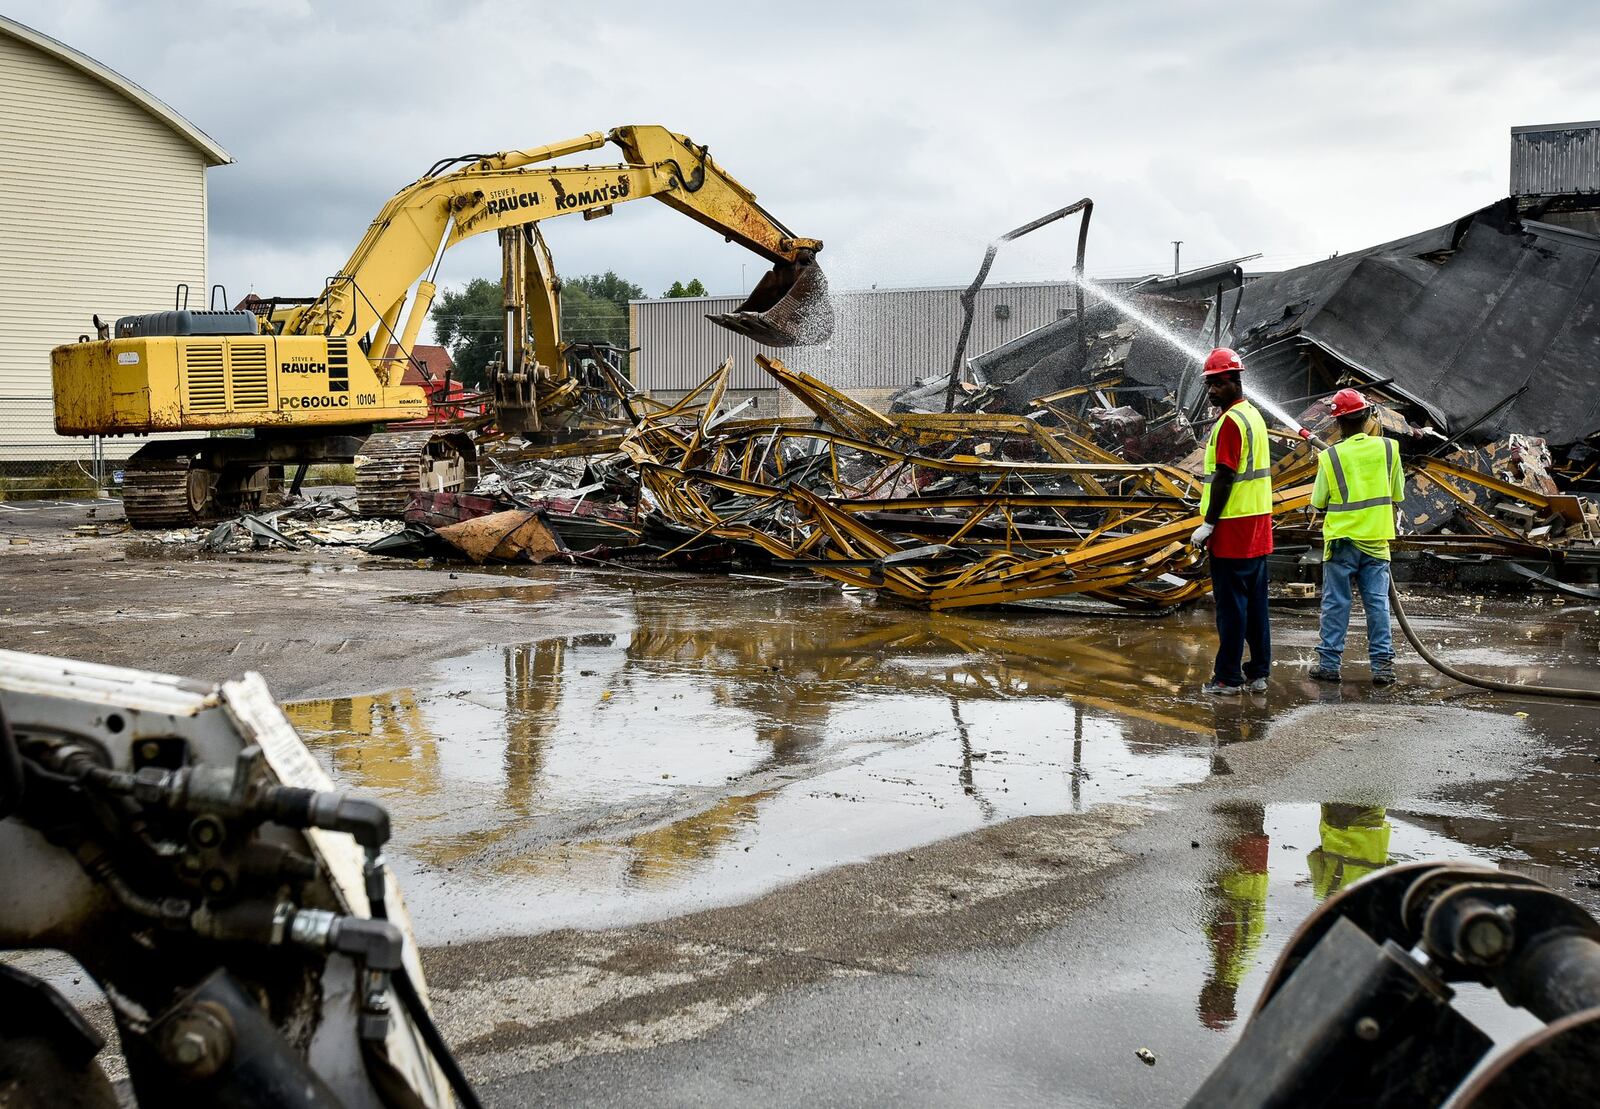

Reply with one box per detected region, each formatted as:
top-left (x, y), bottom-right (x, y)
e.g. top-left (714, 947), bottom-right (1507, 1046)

top-left (283, 575), bottom-right (1600, 963)
top-left (288, 580), bottom-right (1216, 935)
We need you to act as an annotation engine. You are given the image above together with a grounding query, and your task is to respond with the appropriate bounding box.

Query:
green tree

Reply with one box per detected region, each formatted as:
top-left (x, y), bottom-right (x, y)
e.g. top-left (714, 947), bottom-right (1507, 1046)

top-left (664, 278), bottom-right (708, 297)
top-left (566, 271), bottom-right (644, 308)
top-left (560, 281), bottom-right (629, 350)
top-left (559, 271), bottom-right (641, 350)
top-left (430, 277), bottom-right (502, 388)
top-left (432, 271), bottom-right (643, 377)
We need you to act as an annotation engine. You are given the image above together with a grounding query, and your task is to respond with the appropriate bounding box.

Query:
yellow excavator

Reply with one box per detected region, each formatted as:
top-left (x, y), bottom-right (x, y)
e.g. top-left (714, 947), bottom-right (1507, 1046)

top-left (51, 125), bottom-right (831, 527)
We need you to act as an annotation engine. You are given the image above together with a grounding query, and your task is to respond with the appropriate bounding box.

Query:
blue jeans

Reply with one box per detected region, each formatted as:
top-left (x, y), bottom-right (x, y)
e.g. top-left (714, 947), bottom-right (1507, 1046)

top-left (1317, 540), bottom-right (1394, 673)
top-left (1210, 555), bottom-right (1271, 686)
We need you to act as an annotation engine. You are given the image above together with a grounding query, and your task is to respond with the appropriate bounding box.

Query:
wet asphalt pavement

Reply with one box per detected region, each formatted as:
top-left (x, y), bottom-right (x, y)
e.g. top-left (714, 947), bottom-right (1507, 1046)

top-left (2, 497), bottom-right (1598, 1104)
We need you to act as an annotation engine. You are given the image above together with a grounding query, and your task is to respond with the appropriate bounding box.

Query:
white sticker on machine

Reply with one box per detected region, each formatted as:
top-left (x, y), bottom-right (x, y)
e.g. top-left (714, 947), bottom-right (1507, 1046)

top-left (116, 352), bottom-right (140, 365)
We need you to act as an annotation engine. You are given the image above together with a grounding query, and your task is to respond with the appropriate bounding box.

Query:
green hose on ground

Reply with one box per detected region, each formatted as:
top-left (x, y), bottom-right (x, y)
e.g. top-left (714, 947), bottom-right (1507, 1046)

top-left (1388, 580), bottom-right (1600, 702)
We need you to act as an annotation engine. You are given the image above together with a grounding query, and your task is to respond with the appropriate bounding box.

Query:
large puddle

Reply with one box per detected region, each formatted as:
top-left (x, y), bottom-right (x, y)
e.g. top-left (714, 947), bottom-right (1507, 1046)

top-left (283, 578), bottom-right (1600, 961)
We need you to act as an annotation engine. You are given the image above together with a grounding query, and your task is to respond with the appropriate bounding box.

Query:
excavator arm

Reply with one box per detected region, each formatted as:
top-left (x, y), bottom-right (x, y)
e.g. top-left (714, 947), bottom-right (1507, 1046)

top-left (287, 125), bottom-right (831, 358)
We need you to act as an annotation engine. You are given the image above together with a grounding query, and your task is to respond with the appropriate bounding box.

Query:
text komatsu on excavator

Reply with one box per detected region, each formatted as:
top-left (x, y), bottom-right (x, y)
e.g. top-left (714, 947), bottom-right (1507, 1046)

top-left (50, 125), bottom-right (832, 527)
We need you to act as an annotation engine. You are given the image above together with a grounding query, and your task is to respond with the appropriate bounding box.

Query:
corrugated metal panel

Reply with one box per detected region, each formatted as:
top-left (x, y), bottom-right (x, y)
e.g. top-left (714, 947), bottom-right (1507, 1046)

top-left (0, 32), bottom-right (209, 459)
top-left (1511, 121), bottom-right (1600, 196)
top-left (631, 280), bottom-right (1145, 395)
top-left (630, 295), bottom-right (770, 391)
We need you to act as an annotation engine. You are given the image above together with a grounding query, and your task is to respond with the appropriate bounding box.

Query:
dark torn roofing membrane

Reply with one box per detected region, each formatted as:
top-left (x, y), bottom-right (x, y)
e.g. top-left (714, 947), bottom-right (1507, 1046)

top-left (1192, 199), bottom-right (1600, 447)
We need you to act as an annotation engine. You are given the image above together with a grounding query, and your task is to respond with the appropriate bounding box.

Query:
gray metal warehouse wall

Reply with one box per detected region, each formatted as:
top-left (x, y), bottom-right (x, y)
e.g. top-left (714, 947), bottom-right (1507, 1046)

top-left (630, 281), bottom-right (1146, 404)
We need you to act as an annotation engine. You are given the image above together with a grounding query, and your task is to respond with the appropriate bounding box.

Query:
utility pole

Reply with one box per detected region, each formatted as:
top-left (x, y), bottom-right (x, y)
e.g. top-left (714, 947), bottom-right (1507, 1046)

top-left (1172, 240), bottom-right (1183, 275)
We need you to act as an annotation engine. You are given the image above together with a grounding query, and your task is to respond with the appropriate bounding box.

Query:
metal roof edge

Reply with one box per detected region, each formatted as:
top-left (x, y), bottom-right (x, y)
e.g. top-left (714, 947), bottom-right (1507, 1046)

top-left (628, 277), bottom-right (1159, 306)
top-left (1521, 218), bottom-right (1600, 250)
top-left (0, 14), bottom-right (232, 166)
top-left (1511, 121), bottom-right (1600, 135)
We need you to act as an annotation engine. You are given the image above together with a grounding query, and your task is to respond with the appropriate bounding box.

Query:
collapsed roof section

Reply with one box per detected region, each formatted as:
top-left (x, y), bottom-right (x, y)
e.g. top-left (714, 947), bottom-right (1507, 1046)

top-left (1202, 199), bottom-right (1600, 447)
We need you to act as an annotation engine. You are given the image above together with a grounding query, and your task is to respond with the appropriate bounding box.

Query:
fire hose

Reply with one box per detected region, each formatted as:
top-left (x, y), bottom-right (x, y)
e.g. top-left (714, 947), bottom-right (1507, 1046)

top-left (1388, 580), bottom-right (1600, 702)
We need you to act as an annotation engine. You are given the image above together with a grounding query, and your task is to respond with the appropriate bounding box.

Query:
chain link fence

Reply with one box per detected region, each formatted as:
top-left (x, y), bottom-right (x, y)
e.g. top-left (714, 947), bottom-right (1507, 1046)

top-left (0, 397), bottom-right (117, 500)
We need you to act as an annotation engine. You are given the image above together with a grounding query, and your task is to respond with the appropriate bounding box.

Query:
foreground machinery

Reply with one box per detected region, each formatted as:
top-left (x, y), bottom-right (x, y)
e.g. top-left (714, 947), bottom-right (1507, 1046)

top-left (51, 125), bottom-right (831, 527)
top-left (1190, 862), bottom-right (1600, 1107)
top-left (0, 648), bottom-right (480, 1108)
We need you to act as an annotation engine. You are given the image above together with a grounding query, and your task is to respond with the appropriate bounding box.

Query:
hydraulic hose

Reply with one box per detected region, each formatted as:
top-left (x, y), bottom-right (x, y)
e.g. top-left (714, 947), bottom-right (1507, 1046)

top-left (392, 965), bottom-right (484, 1109)
top-left (366, 879), bottom-right (485, 1109)
top-left (1389, 580), bottom-right (1600, 701)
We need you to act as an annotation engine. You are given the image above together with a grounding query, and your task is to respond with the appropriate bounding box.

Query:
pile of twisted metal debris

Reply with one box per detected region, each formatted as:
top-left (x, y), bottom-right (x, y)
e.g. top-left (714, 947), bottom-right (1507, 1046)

top-left (358, 193), bottom-right (1600, 605)
top-left (365, 343), bottom-right (1599, 608)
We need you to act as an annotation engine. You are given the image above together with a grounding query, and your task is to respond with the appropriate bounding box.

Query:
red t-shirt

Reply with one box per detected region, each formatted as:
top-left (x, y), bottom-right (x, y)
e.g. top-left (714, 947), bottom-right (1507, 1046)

top-left (1209, 406), bottom-right (1274, 559)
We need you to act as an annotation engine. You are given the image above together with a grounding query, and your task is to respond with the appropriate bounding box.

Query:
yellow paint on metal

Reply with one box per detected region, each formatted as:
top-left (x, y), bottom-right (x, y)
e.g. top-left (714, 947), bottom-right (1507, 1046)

top-left (52, 335), bottom-right (428, 434)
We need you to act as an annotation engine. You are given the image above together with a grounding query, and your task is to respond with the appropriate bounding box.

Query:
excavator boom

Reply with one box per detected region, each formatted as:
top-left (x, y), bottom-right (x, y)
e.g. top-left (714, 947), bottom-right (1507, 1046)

top-left (291, 125), bottom-right (831, 353)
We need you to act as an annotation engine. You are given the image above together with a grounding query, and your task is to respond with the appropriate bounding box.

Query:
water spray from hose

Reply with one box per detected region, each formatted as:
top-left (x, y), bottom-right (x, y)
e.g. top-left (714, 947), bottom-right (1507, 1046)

top-left (1060, 271), bottom-right (1324, 445)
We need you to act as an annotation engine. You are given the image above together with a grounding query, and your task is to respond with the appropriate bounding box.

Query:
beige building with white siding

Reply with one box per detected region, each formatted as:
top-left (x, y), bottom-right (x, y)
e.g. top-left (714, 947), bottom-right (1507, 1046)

top-left (0, 15), bottom-right (230, 467)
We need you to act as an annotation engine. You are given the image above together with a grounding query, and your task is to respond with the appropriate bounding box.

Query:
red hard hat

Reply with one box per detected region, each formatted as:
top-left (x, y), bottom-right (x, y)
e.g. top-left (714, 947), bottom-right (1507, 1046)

top-left (1329, 388), bottom-right (1371, 418)
top-left (1203, 347), bottom-right (1243, 376)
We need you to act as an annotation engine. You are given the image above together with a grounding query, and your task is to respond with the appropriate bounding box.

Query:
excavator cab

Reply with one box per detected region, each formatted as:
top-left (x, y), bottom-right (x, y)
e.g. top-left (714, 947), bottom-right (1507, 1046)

top-left (707, 249), bottom-right (834, 347)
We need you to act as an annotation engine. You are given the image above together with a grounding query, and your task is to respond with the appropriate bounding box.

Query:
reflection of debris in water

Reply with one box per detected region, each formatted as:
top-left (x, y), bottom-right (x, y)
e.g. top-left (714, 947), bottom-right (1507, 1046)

top-left (287, 588), bottom-right (1237, 940)
top-left (285, 690), bottom-right (440, 795)
top-left (285, 582), bottom-right (1598, 945)
top-left (625, 791), bottom-right (776, 885)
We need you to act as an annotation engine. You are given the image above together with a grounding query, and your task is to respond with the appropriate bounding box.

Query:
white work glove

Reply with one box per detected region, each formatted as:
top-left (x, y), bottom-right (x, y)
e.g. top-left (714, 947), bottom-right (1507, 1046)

top-left (1191, 522), bottom-right (1215, 547)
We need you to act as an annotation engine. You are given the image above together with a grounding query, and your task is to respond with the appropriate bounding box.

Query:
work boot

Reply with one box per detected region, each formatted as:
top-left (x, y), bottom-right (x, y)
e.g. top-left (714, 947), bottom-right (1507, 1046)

top-left (1308, 666), bottom-right (1342, 683)
top-left (1202, 680), bottom-right (1243, 697)
top-left (1247, 677), bottom-right (1269, 693)
top-left (1371, 669), bottom-right (1397, 688)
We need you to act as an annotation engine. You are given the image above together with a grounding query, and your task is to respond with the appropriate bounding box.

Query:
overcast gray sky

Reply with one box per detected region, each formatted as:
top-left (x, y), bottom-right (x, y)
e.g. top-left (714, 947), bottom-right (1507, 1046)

top-left (13, 0), bottom-right (1600, 308)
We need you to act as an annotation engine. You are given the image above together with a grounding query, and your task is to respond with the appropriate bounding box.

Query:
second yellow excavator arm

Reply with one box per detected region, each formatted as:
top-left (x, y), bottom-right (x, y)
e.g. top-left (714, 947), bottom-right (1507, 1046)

top-left (285, 126), bottom-right (829, 353)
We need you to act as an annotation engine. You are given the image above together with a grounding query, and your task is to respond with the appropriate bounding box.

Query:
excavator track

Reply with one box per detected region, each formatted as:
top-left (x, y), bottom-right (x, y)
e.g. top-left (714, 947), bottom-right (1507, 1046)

top-left (121, 456), bottom-right (209, 529)
top-left (354, 430), bottom-right (476, 518)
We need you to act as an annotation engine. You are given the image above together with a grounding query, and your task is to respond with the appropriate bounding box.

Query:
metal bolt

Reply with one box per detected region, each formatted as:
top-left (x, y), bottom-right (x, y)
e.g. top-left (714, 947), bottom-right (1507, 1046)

top-left (1354, 1016), bottom-right (1381, 1041)
top-left (161, 1003), bottom-right (232, 1079)
top-left (171, 1030), bottom-right (209, 1067)
top-left (190, 815), bottom-right (224, 848)
top-left (1463, 915), bottom-right (1511, 962)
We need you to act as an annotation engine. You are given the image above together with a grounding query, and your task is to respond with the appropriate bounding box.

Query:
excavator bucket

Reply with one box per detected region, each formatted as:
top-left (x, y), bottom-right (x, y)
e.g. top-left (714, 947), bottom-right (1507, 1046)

top-left (706, 250), bottom-right (833, 347)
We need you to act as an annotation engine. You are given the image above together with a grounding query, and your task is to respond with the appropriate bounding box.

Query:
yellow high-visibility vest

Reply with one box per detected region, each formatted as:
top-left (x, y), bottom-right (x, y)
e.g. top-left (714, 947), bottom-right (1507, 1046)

top-left (1308, 807), bottom-right (1391, 899)
top-left (1200, 400), bottom-right (1273, 518)
top-left (1211, 867), bottom-right (1270, 988)
top-left (1318, 434), bottom-right (1399, 543)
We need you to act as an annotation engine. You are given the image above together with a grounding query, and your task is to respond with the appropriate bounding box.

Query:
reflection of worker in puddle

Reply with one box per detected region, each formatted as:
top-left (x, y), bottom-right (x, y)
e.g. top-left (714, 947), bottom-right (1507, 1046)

top-left (1307, 804), bottom-right (1391, 899)
top-left (1198, 803), bottom-right (1270, 1030)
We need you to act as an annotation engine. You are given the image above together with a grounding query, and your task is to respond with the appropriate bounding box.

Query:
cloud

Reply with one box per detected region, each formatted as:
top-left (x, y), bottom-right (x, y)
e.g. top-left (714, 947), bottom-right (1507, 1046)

top-left (10, 0), bottom-right (1600, 308)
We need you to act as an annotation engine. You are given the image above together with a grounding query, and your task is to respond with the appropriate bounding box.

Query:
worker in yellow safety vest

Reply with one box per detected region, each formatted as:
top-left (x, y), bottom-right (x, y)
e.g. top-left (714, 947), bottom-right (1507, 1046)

top-left (1307, 803), bottom-right (1391, 899)
top-left (1308, 388), bottom-right (1406, 687)
top-left (1192, 348), bottom-right (1275, 696)
top-left (1198, 803), bottom-right (1270, 1029)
